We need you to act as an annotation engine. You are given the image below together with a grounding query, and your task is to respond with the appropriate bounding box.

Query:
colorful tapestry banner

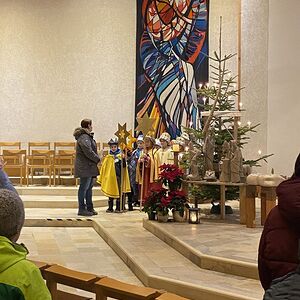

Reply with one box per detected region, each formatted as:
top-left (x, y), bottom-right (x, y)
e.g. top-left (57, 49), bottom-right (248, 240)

top-left (135, 0), bottom-right (209, 139)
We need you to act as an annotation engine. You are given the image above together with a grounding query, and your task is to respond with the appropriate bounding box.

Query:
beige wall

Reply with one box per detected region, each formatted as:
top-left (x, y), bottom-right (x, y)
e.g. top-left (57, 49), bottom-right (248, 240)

top-left (0, 0), bottom-right (136, 144)
top-left (268, 0), bottom-right (300, 176)
top-left (0, 0), bottom-right (274, 174)
top-left (240, 0), bottom-right (269, 173)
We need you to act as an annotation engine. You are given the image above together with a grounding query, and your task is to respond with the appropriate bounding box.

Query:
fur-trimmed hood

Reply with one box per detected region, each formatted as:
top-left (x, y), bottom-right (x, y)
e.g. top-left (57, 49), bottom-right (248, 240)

top-left (73, 127), bottom-right (93, 140)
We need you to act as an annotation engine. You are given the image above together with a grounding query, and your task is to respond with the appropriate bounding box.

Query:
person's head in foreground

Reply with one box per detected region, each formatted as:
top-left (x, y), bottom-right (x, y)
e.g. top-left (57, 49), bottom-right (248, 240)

top-left (0, 189), bottom-right (24, 242)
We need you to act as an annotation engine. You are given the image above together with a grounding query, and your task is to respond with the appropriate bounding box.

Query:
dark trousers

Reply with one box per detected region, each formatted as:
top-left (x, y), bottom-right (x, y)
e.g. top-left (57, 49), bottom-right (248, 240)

top-left (108, 197), bottom-right (120, 211)
top-left (78, 177), bottom-right (94, 211)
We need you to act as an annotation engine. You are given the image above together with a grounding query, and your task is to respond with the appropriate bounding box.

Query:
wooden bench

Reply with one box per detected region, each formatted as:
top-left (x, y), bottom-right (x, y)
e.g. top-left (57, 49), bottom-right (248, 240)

top-left (156, 293), bottom-right (189, 300)
top-left (42, 265), bottom-right (103, 299)
top-left (95, 277), bottom-right (162, 300)
top-left (30, 262), bottom-right (188, 300)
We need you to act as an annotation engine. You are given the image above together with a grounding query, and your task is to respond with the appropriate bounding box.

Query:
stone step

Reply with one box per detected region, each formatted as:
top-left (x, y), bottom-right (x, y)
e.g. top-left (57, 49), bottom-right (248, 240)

top-left (91, 213), bottom-right (263, 300)
top-left (143, 219), bottom-right (260, 280)
top-left (24, 208), bottom-right (264, 300)
top-left (16, 186), bottom-right (103, 196)
top-left (22, 195), bottom-right (108, 208)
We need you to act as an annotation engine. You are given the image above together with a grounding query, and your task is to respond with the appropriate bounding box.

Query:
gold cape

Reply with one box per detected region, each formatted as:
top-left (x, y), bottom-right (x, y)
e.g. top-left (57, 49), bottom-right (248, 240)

top-left (97, 153), bottom-right (131, 198)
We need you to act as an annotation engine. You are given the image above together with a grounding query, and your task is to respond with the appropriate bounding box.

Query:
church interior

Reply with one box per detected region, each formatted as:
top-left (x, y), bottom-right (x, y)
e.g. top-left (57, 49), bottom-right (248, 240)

top-left (1, 1), bottom-right (300, 300)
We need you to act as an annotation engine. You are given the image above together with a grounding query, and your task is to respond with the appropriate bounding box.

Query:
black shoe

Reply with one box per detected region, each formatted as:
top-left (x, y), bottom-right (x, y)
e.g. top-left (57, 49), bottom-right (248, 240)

top-left (128, 205), bottom-right (134, 211)
top-left (78, 210), bottom-right (93, 217)
top-left (88, 209), bottom-right (98, 215)
top-left (114, 209), bottom-right (121, 213)
top-left (106, 208), bottom-right (114, 213)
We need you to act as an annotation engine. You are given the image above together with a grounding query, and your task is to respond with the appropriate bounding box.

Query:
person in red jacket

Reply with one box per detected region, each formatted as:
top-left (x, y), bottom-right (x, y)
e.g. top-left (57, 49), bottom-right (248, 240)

top-left (258, 153), bottom-right (300, 290)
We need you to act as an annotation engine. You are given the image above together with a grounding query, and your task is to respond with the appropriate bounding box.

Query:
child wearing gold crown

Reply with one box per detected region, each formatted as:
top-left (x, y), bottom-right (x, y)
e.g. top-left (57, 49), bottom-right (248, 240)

top-left (154, 132), bottom-right (174, 178)
top-left (97, 137), bottom-right (131, 212)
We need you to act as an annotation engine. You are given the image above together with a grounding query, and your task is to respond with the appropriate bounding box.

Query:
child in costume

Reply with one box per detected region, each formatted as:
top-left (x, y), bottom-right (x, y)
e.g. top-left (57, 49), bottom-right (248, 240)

top-left (98, 137), bottom-right (131, 212)
top-left (154, 132), bottom-right (174, 178)
top-left (127, 135), bottom-right (144, 209)
top-left (136, 135), bottom-right (158, 202)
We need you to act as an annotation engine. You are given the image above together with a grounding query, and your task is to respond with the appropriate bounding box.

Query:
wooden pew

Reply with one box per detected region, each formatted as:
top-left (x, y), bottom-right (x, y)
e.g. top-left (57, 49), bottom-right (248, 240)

top-left (156, 293), bottom-right (190, 300)
top-left (95, 277), bottom-right (162, 300)
top-left (31, 262), bottom-right (189, 300)
top-left (42, 265), bottom-right (103, 300)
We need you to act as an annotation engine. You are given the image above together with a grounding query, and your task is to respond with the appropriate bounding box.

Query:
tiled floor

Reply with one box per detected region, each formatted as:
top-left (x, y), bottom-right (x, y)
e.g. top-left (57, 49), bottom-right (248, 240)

top-left (19, 227), bottom-right (141, 286)
top-left (22, 196), bottom-right (264, 299)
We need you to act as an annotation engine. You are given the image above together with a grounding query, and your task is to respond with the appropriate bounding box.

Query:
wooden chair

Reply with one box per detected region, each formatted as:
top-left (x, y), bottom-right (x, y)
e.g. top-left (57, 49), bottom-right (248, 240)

top-left (0, 142), bottom-right (21, 154)
top-left (54, 142), bottom-right (76, 153)
top-left (94, 277), bottom-right (162, 300)
top-left (28, 142), bottom-right (51, 155)
top-left (96, 142), bottom-right (102, 152)
top-left (26, 150), bottom-right (54, 186)
top-left (2, 150), bottom-right (26, 185)
top-left (100, 142), bottom-right (110, 160)
top-left (53, 150), bottom-right (76, 186)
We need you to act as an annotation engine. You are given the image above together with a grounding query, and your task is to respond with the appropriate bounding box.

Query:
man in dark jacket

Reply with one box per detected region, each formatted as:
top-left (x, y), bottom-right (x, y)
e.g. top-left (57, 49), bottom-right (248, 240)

top-left (73, 119), bottom-right (100, 216)
top-left (258, 154), bottom-right (300, 290)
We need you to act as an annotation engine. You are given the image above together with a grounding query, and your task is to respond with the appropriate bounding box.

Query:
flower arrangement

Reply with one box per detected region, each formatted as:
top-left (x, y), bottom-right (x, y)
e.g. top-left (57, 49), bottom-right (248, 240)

top-left (168, 190), bottom-right (187, 215)
top-left (159, 164), bottom-right (184, 191)
top-left (156, 195), bottom-right (171, 216)
top-left (143, 185), bottom-right (167, 217)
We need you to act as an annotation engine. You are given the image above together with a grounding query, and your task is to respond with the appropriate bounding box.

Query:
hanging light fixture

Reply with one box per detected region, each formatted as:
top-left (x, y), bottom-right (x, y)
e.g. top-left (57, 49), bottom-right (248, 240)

top-left (188, 208), bottom-right (200, 224)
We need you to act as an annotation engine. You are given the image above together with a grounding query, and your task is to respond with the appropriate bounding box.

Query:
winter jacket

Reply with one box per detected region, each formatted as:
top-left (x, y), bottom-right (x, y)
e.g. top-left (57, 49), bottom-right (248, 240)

top-left (258, 177), bottom-right (300, 290)
top-left (73, 128), bottom-right (100, 178)
top-left (0, 169), bottom-right (17, 194)
top-left (0, 236), bottom-right (51, 299)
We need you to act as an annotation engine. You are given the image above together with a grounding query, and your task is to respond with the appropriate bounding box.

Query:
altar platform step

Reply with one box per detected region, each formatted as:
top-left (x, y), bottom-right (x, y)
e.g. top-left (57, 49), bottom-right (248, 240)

top-left (24, 207), bottom-right (263, 300)
top-left (16, 186), bottom-right (107, 208)
top-left (16, 186), bottom-right (103, 196)
top-left (143, 219), bottom-right (261, 280)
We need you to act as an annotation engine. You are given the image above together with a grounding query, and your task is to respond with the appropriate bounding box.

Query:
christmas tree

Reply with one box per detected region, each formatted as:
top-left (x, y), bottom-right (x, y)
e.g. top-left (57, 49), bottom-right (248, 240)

top-left (184, 17), bottom-right (272, 202)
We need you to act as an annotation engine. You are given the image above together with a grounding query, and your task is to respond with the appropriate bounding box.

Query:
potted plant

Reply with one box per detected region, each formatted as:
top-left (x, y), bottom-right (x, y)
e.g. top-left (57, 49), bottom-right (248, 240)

top-left (156, 195), bottom-right (171, 222)
top-left (143, 185), bottom-right (167, 220)
top-left (168, 190), bottom-right (188, 222)
top-left (159, 164), bottom-right (184, 191)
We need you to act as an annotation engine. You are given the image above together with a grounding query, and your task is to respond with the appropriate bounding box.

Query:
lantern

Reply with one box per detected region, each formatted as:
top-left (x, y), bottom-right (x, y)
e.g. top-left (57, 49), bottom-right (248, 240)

top-left (188, 208), bottom-right (200, 224)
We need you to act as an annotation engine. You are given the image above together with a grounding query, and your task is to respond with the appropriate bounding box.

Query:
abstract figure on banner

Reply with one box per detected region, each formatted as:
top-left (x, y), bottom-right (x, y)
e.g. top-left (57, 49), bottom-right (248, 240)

top-left (136, 0), bottom-right (209, 138)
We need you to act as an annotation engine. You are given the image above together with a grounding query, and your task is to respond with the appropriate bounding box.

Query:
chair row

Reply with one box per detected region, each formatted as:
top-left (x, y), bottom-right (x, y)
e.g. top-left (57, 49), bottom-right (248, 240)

top-left (33, 261), bottom-right (189, 300)
top-left (1, 149), bottom-right (76, 186)
top-left (0, 141), bottom-right (109, 154)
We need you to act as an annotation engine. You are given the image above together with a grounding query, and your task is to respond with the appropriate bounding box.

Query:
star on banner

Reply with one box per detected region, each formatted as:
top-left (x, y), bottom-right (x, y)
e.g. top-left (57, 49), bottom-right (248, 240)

top-left (115, 123), bottom-right (130, 145)
top-left (135, 114), bottom-right (156, 136)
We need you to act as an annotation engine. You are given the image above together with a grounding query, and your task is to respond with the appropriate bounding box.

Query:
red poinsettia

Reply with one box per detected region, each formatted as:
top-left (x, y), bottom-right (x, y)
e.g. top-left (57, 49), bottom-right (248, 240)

top-left (156, 196), bottom-right (171, 215)
top-left (167, 190), bottom-right (187, 213)
top-left (159, 164), bottom-right (184, 189)
top-left (143, 186), bottom-right (167, 214)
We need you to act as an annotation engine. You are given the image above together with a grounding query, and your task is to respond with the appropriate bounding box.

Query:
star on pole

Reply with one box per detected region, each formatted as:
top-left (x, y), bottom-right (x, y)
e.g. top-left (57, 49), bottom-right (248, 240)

top-left (115, 123), bottom-right (130, 146)
top-left (135, 114), bottom-right (156, 136)
top-left (126, 129), bottom-right (136, 151)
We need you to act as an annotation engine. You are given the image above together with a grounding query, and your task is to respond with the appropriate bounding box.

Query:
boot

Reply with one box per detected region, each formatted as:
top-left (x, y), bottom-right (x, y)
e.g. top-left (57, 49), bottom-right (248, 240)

top-left (115, 199), bottom-right (121, 213)
top-left (106, 199), bottom-right (114, 213)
